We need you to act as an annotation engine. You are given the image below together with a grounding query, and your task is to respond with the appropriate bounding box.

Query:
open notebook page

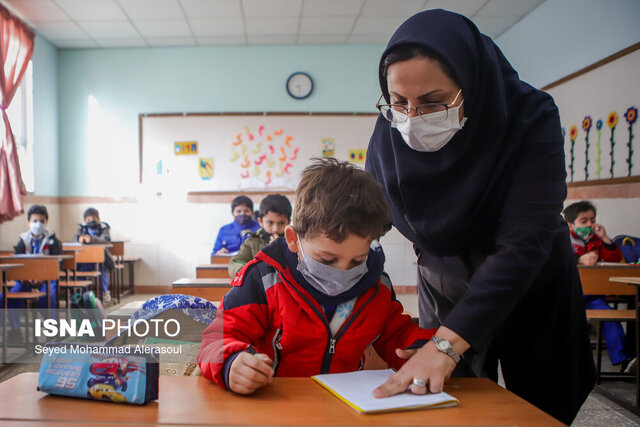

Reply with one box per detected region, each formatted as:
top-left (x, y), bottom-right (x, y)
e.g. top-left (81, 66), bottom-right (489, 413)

top-left (312, 369), bottom-right (458, 414)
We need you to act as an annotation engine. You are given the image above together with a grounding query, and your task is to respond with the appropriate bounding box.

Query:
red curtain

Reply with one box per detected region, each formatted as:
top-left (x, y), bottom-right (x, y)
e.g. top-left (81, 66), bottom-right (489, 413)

top-left (0, 4), bottom-right (34, 223)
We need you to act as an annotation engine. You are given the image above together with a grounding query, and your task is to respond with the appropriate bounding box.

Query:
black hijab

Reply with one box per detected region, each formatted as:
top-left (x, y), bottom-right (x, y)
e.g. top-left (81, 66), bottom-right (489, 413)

top-left (366, 9), bottom-right (562, 256)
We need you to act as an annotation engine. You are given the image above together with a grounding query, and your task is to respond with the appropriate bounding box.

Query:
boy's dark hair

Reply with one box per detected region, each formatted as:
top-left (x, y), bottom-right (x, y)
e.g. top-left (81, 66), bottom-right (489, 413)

top-left (294, 157), bottom-right (392, 242)
top-left (259, 194), bottom-right (292, 220)
top-left (27, 205), bottom-right (48, 221)
top-left (83, 207), bottom-right (100, 220)
top-left (562, 201), bottom-right (596, 223)
top-left (231, 195), bottom-right (254, 212)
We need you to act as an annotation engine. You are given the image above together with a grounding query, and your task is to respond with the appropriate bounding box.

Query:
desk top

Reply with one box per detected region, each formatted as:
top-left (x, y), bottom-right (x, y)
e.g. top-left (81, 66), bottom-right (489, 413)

top-left (0, 263), bottom-right (23, 270)
top-left (197, 263), bottom-right (229, 269)
top-left (63, 242), bottom-right (113, 249)
top-left (173, 278), bottom-right (231, 287)
top-left (0, 254), bottom-right (72, 260)
top-left (0, 373), bottom-right (561, 426)
top-left (579, 263), bottom-right (640, 269)
top-left (610, 276), bottom-right (640, 285)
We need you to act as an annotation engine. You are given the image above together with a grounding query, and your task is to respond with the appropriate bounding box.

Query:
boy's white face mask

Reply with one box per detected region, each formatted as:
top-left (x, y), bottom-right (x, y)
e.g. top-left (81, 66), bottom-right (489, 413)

top-left (297, 242), bottom-right (368, 296)
top-left (392, 104), bottom-right (467, 152)
top-left (30, 220), bottom-right (46, 236)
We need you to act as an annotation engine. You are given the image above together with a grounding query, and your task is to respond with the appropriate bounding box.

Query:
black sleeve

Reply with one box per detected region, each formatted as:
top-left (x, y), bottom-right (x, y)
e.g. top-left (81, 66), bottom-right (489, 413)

top-left (443, 118), bottom-right (568, 349)
top-left (14, 239), bottom-right (25, 254)
top-left (49, 236), bottom-right (63, 255)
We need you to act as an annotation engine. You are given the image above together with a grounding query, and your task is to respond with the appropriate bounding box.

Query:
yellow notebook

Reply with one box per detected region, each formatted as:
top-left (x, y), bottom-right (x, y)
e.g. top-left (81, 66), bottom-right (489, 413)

top-left (312, 369), bottom-right (459, 414)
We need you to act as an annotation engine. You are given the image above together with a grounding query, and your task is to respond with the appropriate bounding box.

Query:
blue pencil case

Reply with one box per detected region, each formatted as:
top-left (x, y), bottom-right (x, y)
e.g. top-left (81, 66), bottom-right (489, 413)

top-left (37, 343), bottom-right (159, 404)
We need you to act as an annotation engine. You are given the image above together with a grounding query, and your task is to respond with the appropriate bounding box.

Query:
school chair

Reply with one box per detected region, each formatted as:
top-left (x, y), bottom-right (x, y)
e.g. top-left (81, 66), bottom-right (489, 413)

top-left (109, 241), bottom-right (126, 304)
top-left (1, 257), bottom-right (59, 362)
top-left (73, 245), bottom-right (107, 302)
top-left (58, 250), bottom-right (94, 314)
top-left (580, 268), bottom-right (637, 383)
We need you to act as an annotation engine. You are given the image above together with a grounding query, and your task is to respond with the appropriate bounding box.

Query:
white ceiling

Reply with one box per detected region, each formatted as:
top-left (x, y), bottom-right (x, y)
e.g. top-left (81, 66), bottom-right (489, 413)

top-left (0, 0), bottom-right (545, 49)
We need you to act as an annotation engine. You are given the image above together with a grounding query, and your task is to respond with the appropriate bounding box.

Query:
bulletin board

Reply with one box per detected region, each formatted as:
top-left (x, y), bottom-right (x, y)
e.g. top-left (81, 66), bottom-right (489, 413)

top-left (543, 42), bottom-right (640, 184)
top-left (139, 113), bottom-right (378, 191)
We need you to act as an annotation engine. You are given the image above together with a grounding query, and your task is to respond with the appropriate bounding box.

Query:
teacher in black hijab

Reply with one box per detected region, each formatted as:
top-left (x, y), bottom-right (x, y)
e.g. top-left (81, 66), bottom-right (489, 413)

top-left (366, 10), bottom-right (595, 424)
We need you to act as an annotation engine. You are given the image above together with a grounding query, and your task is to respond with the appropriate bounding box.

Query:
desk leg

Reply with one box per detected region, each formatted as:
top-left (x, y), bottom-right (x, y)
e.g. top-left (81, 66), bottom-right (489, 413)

top-left (636, 286), bottom-right (640, 408)
top-left (2, 273), bottom-right (6, 364)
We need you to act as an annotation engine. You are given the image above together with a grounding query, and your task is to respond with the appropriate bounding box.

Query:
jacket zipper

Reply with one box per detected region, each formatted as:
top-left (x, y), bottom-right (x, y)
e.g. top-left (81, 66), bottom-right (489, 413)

top-left (280, 274), bottom-right (379, 374)
top-left (322, 285), bottom-right (378, 373)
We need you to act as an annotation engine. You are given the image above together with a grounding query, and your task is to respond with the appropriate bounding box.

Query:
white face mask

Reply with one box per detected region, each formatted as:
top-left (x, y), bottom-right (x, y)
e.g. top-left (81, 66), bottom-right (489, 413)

top-left (392, 104), bottom-right (467, 152)
top-left (30, 220), bottom-right (46, 236)
top-left (297, 242), bottom-right (368, 296)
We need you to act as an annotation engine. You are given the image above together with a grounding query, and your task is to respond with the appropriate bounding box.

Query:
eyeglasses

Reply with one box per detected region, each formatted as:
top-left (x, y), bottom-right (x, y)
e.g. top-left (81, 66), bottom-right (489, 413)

top-left (376, 89), bottom-right (463, 124)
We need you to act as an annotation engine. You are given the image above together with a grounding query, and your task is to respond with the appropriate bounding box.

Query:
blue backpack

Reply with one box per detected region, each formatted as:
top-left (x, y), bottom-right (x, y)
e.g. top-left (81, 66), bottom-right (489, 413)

top-left (613, 235), bottom-right (640, 263)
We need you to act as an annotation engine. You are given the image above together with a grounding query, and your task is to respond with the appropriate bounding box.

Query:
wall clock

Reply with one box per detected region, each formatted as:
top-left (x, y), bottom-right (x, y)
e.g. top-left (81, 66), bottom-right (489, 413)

top-left (286, 72), bottom-right (313, 100)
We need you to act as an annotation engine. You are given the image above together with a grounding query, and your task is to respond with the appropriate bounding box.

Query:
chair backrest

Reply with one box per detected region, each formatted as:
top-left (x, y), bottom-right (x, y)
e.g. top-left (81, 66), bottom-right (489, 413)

top-left (75, 245), bottom-right (105, 263)
top-left (60, 250), bottom-right (78, 271)
top-left (579, 266), bottom-right (639, 296)
top-left (1, 257), bottom-right (60, 281)
top-left (613, 235), bottom-right (640, 264)
top-left (110, 241), bottom-right (124, 258)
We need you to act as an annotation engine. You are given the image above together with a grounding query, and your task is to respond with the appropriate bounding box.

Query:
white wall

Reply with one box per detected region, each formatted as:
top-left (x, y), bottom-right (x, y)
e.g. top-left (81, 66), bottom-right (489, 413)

top-left (495, 0), bottom-right (640, 89)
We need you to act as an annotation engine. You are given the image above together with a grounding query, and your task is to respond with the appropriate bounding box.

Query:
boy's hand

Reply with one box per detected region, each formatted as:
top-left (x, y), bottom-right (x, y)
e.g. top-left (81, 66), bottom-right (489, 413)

top-left (395, 348), bottom-right (417, 359)
top-left (578, 251), bottom-right (599, 265)
top-left (593, 224), bottom-right (611, 244)
top-left (229, 351), bottom-right (274, 395)
top-left (216, 247), bottom-right (229, 255)
top-left (269, 234), bottom-right (279, 243)
top-left (81, 234), bottom-right (91, 243)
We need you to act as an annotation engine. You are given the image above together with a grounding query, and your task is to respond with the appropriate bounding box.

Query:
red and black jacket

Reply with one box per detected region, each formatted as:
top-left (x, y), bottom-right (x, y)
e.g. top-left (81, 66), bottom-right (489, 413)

top-left (198, 238), bottom-right (435, 388)
top-left (569, 230), bottom-right (622, 263)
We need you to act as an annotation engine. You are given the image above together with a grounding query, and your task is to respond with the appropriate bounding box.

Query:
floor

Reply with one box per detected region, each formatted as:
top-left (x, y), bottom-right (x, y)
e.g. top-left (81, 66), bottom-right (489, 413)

top-left (0, 292), bottom-right (639, 425)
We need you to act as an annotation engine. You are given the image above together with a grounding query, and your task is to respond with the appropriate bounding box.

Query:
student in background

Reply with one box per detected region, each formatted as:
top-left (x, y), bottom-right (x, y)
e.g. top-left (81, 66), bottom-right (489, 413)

top-left (563, 201), bottom-right (622, 265)
top-left (562, 201), bottom-right (635, 371)
top-left (74, 207), bottom-right (114, 303)
top-left (228, 194), bottom-right (292, 277)
top-left (212, 195), bottom-right (260, 255)
top-left (199, 158), bottom-right (435, 395)
top-left (5, 205), bottom-right (63, 341)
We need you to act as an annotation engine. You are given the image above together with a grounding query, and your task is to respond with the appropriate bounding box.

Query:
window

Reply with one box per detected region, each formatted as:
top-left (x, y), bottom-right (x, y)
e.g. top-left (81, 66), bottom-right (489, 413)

top-left (6, 60), bottom-right (34, 192)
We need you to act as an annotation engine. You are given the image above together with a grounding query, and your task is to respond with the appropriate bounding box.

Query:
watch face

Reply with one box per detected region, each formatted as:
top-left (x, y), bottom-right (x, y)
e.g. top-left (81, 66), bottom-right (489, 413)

top-left (436, 340), bottom-right (448, 350)
top-left (286, 72), bottom-right (313, 99)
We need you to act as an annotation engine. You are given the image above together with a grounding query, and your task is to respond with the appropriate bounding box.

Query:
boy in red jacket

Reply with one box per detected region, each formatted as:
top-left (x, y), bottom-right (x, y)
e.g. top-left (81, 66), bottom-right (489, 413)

top-left (563, 201), bottom-right (634, 371)
top-left (198, 158), bottom-right (436, 394)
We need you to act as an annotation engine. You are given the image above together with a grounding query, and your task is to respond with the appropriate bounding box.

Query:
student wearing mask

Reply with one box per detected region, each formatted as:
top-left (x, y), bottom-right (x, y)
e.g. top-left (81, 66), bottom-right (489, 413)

top-left (212, 195), bottom-right (260, 256)
top-left (228, 194), bottom-right (292, 277)
top-left (74, 207), bottom-right (114, 303)
top-left (5, 205), bottom-right (62, 342)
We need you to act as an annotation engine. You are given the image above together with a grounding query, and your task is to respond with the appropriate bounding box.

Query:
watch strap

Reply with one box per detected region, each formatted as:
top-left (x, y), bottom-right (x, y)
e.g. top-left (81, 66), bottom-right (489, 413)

top-left (431, 337), bottom-right (460, 363)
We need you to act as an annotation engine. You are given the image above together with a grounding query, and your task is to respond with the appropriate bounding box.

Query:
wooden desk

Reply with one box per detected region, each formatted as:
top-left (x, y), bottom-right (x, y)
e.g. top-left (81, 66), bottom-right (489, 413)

top-left (172, 277), bottom-right (231, 301)
top-left (609, 276), bottom-right (640, 410)
top-left (211, 254), bottom-right (233, 264)
top-left (0, 255), bottom-right (70, 309)
top-left (0, 373), bottom-right (561, 426)
top-left (579, 264), bottom-right (640, 293)
top-left (196, 263), bottom-right (230, 279)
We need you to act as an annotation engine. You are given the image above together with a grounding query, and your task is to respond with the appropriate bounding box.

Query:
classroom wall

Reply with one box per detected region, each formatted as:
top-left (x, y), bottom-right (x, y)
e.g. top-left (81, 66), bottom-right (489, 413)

top-left (495, 0), bottom-right (640, 89)
top-left (57, 44), bottom-right (384, 197)
top-left (32, 34), bottom-right (58, 196)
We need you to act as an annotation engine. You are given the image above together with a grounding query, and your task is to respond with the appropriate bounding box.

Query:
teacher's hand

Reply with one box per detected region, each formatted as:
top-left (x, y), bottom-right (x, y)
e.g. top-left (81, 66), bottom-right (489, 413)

top-left (373, 327), bottom-right (469, 398)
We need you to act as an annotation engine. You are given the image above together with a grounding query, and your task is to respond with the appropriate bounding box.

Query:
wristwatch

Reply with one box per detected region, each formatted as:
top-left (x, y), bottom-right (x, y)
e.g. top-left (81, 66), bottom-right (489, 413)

top-left (431, 337), bottom-right (460, 363)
